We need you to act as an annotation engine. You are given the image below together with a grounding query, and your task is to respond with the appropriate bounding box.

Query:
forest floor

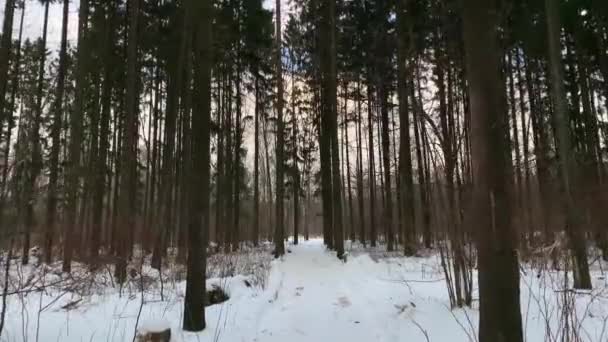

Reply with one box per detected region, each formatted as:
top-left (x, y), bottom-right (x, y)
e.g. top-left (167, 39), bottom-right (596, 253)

top-left (2, 239), bottom-right (608, 341)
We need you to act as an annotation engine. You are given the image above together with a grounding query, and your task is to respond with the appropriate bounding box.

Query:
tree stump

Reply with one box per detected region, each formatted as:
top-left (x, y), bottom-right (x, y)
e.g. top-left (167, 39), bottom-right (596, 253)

top-left (136, 320), bottom-right (171, 342)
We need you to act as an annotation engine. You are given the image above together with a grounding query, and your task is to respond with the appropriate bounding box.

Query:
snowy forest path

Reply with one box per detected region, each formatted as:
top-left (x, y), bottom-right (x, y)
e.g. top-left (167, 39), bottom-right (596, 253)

top-left (246, 239), bottom-right (428, 342)
top-left (200, 239), bottom-right (486, 342)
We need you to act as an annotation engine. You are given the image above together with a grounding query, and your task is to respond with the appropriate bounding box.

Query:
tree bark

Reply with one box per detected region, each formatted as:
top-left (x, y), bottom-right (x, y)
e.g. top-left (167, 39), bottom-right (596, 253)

top-left (462, 0), bottom-right (524, 340)
top-left (274, 0), bottom-right (286, 258)
top-left (253, 73), bottom-right (260, 246)
top-left (544, 0), bottom-right (592, 289)
top-left (396, 0), bottom-right (415, 254)
top-left (63, 0), bottom-right (90, 273)
top-left (22, 0), bottom-right (50, 265)
top-left (324, 0), bottom-right (344, 258)
top-left (45, 0), bottom-right (69, 264)
top-left (183, 0), bottom-right (210, 331)
top-left (0, 0), bottom-right (16, 139)
top-left (366, 84), bottom-right (377, 247)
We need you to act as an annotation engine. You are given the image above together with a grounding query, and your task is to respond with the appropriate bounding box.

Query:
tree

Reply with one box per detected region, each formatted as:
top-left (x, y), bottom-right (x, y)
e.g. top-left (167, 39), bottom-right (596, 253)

top-left (461, 0), bottom-right (524, 341)
top-left (63, 0), bottom-right (90, 273)
top-left (544, 0), bottom-right (592, 289)
top-left (396, 0), bottom-right (416, 255)
top-left (318, 0), bottom-right (344, 258)
top-left (274, 0), bottom-right (286, 258)
top-left (21, 0), bottom-right (50, 265)
top-left (0, 0), bottom-right (16, 138)
top-left (0, 0), bottom-right (25, 233)
top-left (183, 0), bottom-right (211, 331)
top-left (115, 0), bottom-right (141, 283)
top-left (45, 0), bottom-right (70, 264)
top-left (152, 2), bottom-right (187, 269)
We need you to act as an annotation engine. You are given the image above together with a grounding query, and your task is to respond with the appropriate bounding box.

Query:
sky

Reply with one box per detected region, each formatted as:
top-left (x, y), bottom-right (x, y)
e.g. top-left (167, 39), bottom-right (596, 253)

top-left (0, 0), bottom-right (289, 49)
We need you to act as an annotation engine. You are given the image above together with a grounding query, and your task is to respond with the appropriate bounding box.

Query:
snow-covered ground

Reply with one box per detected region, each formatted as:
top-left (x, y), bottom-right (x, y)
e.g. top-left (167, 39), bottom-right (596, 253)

top-left (2, 239), bottom-right (608, 341)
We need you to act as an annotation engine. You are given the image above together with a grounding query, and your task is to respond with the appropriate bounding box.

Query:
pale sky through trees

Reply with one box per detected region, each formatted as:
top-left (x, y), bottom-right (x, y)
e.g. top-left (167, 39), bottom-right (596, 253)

top-left (0, 0), bottom-right (290, 47)
top-left (0, 0), bottom-right (292, 174)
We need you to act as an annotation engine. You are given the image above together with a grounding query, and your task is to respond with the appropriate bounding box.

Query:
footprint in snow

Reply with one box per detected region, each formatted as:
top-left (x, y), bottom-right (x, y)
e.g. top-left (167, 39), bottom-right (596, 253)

top-left (335, 296), bottom-right (352, 308)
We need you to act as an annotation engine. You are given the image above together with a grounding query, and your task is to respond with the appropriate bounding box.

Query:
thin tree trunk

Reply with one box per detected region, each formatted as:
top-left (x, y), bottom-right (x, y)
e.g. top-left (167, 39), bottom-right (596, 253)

top-left (367, 85), bottom-right (377, 247)
top-left (253, 73), bottom-right (260, 246)
top-left (413, 67), bottom-right (431, 248)
top-left (0, 0), bottom-right (16, 142)
top-left (152, 9), bottom-right (186, 269)
top-left (274, 0), bottom-right (286, 257)
top-left (63, 0), bottom-right (90, 273)
top-left (344, 84), bottom-right (355, 242)
top-left (293, 100), bottom-right (300, 245)
top-left (397, 0), bottom-right (416, 253)
top-left (507, 50), bottom-right (525, 244)
top-left (356, 79), bottom-right (366, 245)
top-left (516, 48), bottom-right (533, 244)
top-left (545, 0), bottom-right (592, 289)
top-left (379, 84), bottom-right (394, 252)
top-left (21, 0), bottom-right (50, 265)
top-left (45, 0), bottom-right (69, 264)
top-left (115, 0), bottom-right (140, 284)
top-left (89, 2), bottom-right (115, 265)
top-left (0, 1), bottom-right (24, 236)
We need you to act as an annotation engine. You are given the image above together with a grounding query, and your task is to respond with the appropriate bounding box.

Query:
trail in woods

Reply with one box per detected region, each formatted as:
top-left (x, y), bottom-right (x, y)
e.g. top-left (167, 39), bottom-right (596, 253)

top-left (214, 239), bottom-right (471, 342)
top-left (4, 239), bottom-right (608, 341)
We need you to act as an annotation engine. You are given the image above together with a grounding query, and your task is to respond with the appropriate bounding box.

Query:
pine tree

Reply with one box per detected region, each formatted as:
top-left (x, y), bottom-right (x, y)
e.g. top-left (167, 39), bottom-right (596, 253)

top-left (274, 0), bottom-right (286, 258)
top-left (462, 0), bottom-right (524, 340)
top-left (63, 0), bottom-right (90, 273)
top-left (544, 0), bottom-right (592, 289)
top-left (45, 0), bottom-right (70, 264)
top-left (183, 0), bottom-right (211, 331)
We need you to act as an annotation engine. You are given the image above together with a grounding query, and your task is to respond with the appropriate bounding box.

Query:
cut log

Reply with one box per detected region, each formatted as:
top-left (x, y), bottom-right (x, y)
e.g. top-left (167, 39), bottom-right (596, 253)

top-left (136, 320), bottom-right (171, 342)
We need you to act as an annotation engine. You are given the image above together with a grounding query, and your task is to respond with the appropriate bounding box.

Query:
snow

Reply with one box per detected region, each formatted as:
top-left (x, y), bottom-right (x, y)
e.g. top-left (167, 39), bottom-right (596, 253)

top-left (2, 239), bottom-right (608, 341)
top-left (138, 319), bottom-right (171, 334)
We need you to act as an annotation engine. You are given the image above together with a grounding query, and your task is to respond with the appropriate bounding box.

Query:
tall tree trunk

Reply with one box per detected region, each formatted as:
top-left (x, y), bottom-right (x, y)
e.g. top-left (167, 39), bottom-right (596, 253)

top-left (152, 9), bottom-right (186, 269)
top-left (320, 86), bottom-right (333, 249)
top-left (344, 84), bottom-right (355, 242)
top-left (0, 0), bottom-right (16, 143)
top-left (462, 0), bottom-right (524, 341)
top-left (274, 0), bottom-right (286, 258)
top-left (356, 79), bottom-right (366, 245)
top-left (253, 73), bottom-right (260, 246)
top-left (263, 109), bottom-right (274, 241)
top-left (367, 85), bottom-right (377, 247)
top-left (177, 35), bottom-right (193, 263)
top-left (63, 0), bottom-right (90, 273)
top-left (544, 0), bottom-right (592, 289)
top-left (22, 0), bottom-right (50, 265)
top-left (293, 94), bottom-right (300, 245)
top-left (233, 49), bottom-right (243, 251)
top-left (515, 48), bottom-right (533, 244)
top-left (291, 67), bottom-right (300, 245)
top-left (507, 50), bottom-right (525, 243)
top-left (397, 0), bottom-right (415, 254)
top-left (412, 68), bottom-right (431, 248)
top-left (115, 0), bottom-right (140, 284)
top-left (324, 0), bottom-right (344, 258)
top-left (215, 74), bottom-right (224, 247)
top-left (90, 2), bottom-right (115, 264)
top-left (379, 84), bottom-right (394, 252)
top-left (524, 55), bottom-right (551, 241)
top-left (45, 0), bottom-right (69, 264)
top-left (183, 0), bottom-right (210, 330)
top-left (0, 1), bottom-right (24, 236)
